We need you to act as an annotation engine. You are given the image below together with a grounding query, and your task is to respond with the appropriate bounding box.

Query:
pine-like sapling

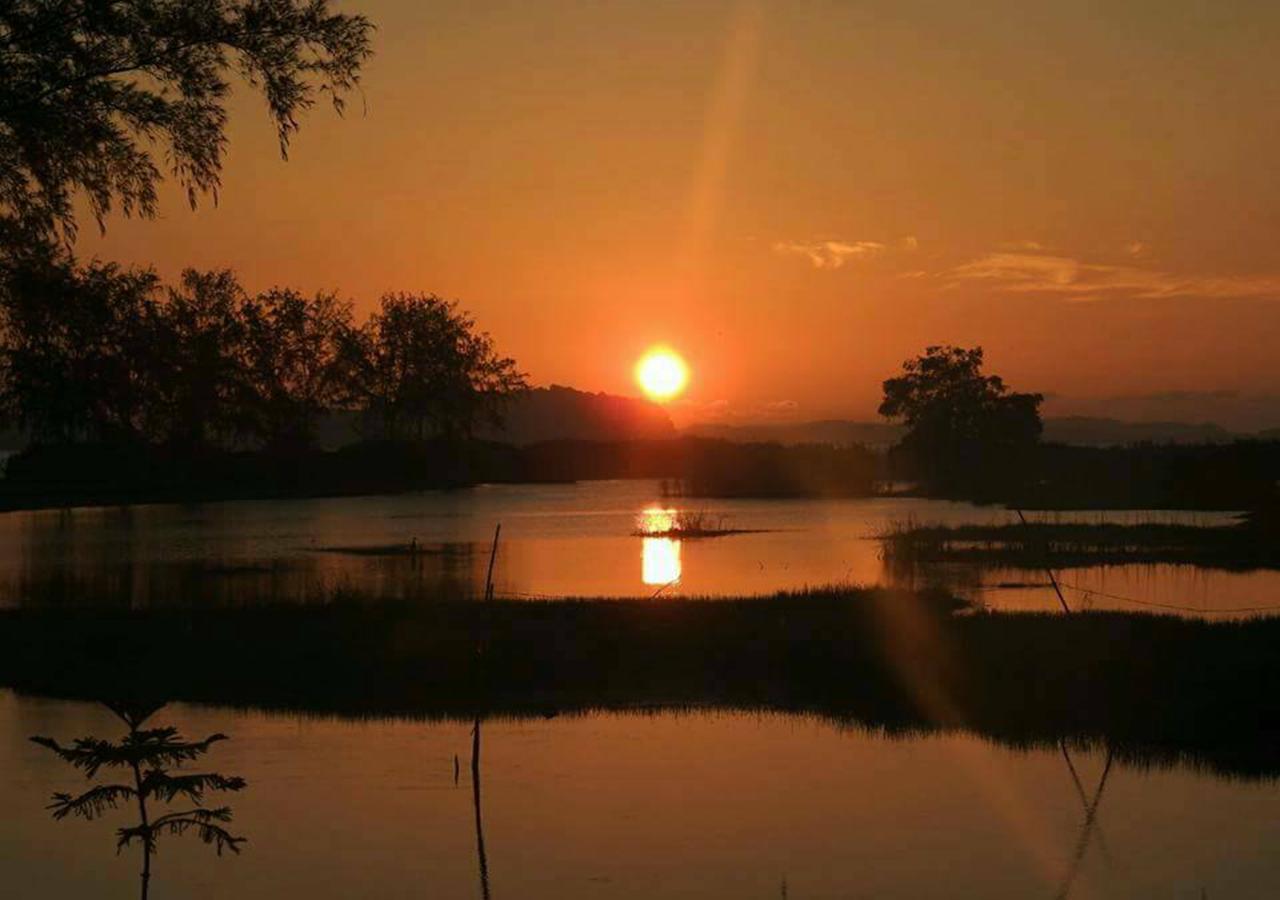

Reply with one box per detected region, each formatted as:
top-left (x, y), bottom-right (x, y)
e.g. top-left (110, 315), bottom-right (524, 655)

top-left (31, 701), bottom-right (247, 899)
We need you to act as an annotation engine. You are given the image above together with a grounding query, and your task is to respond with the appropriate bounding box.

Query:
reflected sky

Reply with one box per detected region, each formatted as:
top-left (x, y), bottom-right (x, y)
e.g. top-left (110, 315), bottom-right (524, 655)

top-left (0, 481), bottom-right (1270, 615)
top-left (5, 692), bottom-right (1280, 899)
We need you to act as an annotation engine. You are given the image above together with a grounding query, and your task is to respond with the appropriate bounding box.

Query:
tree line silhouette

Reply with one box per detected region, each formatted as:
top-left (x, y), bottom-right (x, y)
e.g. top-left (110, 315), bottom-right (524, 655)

top-left (877, 345), bottom-right (1280, 510)
top-left (0, 252), bottom-right (526, 453)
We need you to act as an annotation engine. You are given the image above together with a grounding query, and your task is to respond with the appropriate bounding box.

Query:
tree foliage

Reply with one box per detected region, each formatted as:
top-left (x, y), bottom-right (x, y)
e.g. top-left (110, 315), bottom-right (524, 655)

top-left (241, 287), bottom-right (355, 452)
top-left (32, 701), bottom-right (246, 897)
top-left (0, 248), bottom-right (160, 442)
top-left (0, 260), bottom-right (527, 450)
top-left (148, 269), bottom-right (251, 448)
top-left (879, 345), bottom-right (1043, 493)
top-left (349, 293), bottom-right (528, 441)
top-left (0, 0), bottom-right (374, 244)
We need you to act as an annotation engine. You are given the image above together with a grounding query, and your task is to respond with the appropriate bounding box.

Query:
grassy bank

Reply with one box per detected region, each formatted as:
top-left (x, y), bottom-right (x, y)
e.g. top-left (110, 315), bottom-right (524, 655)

top-left (880, 519), bottom-right (1279, 570)
top-left (3, 588), bottom-right (1279, 778)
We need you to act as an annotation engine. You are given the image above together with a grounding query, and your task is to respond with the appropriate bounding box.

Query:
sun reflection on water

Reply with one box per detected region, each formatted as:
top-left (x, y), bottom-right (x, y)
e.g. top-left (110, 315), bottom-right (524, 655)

top-left (642, 537), bottom-right (682, 588)
top-left (637, 507), bottom-right (676, 535)
top-left (638, 507), bottom-right (683, 588)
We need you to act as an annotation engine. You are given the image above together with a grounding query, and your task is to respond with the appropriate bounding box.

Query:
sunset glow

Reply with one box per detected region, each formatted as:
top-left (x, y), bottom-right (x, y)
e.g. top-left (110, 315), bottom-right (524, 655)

top-left (635, 349), bottom-right (689, 402)
top-left (66, 2), bottom-right (1280, 425)
top-left (7, 3), bottom-right (1280, 899)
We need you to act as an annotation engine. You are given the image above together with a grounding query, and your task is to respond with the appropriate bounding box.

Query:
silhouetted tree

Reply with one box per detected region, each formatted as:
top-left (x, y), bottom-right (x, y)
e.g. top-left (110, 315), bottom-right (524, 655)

top-left (0, 264), bottom-right (531, 462)
top-left (348, 293), bottom-right (527, 441)
top-left (0, 0), bottom-right (373, 246)
top-left (31, 700), bottom-right (246, 900)
top-left (879, 345), bottom-right (1043, 494)
top-left (146, 269), bottom-right (251, 449)
top-left (0, 250), bottom-right (160, 442)
top-left (241, 287), bottom-right (354, 452)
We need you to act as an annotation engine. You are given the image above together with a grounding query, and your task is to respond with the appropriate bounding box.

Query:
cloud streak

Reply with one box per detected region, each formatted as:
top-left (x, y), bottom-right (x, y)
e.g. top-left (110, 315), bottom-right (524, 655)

top-left (773, 240), bottom-right (886, 269)
top-left (952, 252), bottom-right (1280, 301)
top-left (774, 235), bottom-right (920, 269)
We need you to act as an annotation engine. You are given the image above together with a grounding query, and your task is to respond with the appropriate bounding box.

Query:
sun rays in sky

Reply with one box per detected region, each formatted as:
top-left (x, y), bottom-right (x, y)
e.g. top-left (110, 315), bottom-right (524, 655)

top-left (68, 0), bottom-right (1280, 425)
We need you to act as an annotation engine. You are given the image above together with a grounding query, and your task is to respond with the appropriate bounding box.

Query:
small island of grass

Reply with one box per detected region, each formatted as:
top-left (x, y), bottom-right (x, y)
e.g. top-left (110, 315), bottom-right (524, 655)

top-left (634, 509), bottom-right (769, 539)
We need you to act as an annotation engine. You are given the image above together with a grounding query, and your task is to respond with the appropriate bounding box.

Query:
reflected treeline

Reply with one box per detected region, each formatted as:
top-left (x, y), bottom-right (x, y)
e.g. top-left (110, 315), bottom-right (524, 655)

top-left (5, 540), bottom-right (484, 609)
top-left (30, 699), bottom-right (247, 900)
top-left (5, 590), bottom-right (1280, 780)
top-left (880, 518), bottom-right (1280, 573)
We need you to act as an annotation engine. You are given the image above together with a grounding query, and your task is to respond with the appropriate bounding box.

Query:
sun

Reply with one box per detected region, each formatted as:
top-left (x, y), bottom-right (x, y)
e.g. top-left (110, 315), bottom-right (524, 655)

top-left (635, 347), bottom-right (689, 402)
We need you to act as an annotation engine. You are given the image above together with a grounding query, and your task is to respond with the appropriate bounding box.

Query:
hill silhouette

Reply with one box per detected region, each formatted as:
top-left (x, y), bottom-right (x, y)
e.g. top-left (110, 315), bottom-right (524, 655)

top-left (685, 416), bottom-right (1259, 448)
top-left (309, 385), bottom-right (675, 449)
top-left (480, 385), bottom-right (676, 444)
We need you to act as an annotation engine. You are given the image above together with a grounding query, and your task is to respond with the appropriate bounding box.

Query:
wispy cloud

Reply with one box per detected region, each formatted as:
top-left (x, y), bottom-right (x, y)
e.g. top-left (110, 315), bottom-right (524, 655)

top-left (773, 235), bottom-right (918, 269)
top-left (690, 398), bottom-right (801, 422)
top-left (952, 252), bottom-right (1280, 301)
top-left (773, 240), bottom-right (886, 269)
top-left (998, 239), bottom-right (1045, 251)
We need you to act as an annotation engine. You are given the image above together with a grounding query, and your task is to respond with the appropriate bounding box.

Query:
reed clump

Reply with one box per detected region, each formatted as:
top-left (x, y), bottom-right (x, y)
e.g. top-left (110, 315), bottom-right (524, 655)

top-left (633, 509), bottom-right (763, 538)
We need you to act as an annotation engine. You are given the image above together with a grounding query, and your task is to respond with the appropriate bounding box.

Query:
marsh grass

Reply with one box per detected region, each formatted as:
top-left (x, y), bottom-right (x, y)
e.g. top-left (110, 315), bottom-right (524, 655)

top-left (309, 542), bottom-right (466, 557)
top-left (879, 517), bottom-right (1279, 570)
top-left (3, 586), bottom-right (1280, 778)
top-left (634, 509), bottom-right (765, 539)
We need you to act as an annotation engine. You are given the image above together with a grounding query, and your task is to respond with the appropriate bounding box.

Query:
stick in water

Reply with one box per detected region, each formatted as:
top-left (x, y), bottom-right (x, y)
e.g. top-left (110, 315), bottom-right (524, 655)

top-left (484, 523), bottom-right (501, 602)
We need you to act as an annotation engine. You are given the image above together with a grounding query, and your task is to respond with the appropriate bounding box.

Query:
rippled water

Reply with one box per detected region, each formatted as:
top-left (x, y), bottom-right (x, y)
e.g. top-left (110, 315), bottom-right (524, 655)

top-left (0, 480), bottom-right (1271, 616)
top-left (3, 692), bottom-right (1278, 899)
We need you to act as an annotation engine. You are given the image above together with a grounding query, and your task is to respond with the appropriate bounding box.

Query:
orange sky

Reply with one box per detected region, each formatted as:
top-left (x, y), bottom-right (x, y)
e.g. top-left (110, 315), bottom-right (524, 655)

top-left (76, 0), bottom-right (1280, 427)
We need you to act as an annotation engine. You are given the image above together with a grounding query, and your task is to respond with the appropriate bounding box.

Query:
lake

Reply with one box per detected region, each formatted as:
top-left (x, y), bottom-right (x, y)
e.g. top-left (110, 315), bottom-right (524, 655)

top-left (3, 691), bottom-right (1279, 899)
top-left (0, 480), bottom-right (1272, 616)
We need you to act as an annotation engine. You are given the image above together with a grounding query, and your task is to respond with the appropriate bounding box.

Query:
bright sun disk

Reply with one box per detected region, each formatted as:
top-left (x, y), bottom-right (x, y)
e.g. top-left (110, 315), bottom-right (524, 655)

top-left (635, 348), bottom-right (689, 402)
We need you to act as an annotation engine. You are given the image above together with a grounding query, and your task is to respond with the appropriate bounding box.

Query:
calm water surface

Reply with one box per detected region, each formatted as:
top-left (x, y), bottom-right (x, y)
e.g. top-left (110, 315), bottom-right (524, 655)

top-left (0, 480), bottom-right (1270, 616)
top-left (2, 691), bottom-right (1278, 899)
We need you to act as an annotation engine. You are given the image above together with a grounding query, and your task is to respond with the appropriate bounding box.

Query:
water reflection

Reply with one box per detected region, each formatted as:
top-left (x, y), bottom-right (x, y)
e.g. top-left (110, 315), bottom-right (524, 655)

top-left (7, 698), bottom-right (1280, 898)
top-left (641, 538), bottom-right (682, 588)
top-left (471, 719), bottom-right (492, 900)
top-left (637, 506), bottom-right (683, 590)
top-left (637, 506), bottom-right (677, 534)
top-left (0, 482), bottom-right (1273, 614)
top-left (1055, 742), bottom-right (1115, 900)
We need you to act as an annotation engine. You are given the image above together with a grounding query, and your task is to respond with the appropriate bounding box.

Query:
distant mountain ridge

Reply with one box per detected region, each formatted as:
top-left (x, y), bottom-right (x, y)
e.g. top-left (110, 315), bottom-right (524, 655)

top-left (683, 420), bottom-right (904, 448)
top-left (5, 389), bottom-right (1272, 453)
top-left (684, 416), bottom-right (1276, 448)
top-left (481, 385), bottom-right (676, 445)
top-left (293, 386), bottom-right (675, 449)
top-left (310, 385), bottom-right (676, 448)
top-left (1043, 417), bottom-right (1236, 446)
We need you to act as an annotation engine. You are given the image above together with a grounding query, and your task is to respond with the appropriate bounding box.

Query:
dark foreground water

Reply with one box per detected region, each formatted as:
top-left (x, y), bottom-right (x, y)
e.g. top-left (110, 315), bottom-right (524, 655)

top-left (3, 691), bottom-right (1278, 899)
top-left (0, 481), bottom-right (1270, 617)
